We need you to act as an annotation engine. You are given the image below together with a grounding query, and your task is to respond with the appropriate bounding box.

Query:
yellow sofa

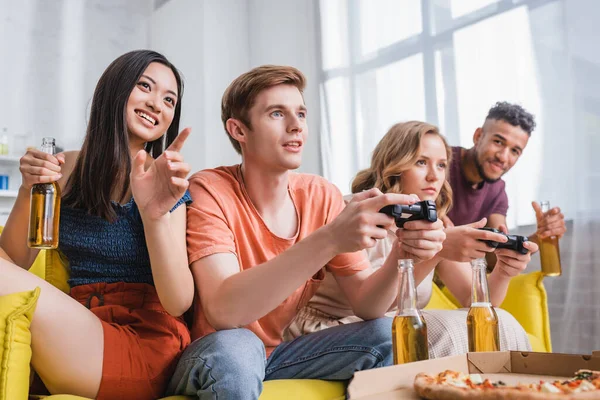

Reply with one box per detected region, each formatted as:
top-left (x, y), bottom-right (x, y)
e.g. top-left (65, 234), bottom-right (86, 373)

top-left (7, 249), bottom-right (550, 399)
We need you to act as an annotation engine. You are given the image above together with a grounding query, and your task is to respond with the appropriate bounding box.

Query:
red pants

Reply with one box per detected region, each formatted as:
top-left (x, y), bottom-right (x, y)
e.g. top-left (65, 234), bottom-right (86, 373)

top-left (70, 282), bottom-right (191, 400)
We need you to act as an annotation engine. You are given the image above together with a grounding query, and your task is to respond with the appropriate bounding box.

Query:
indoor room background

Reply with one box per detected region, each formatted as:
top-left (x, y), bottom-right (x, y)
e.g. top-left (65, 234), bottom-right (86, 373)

top-left (1, 0), bottom-right (599, 354)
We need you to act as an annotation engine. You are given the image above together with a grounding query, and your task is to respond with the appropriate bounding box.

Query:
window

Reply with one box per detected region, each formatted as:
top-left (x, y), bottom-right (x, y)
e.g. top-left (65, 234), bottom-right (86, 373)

top-left (355, 55), bottom-right (426, 168)
top-left (318, 0), bottom-right (560, 227)
top-left (320, 0), bottom-right (349, 70)
top-left (358, 0), bottom-right (422, 58)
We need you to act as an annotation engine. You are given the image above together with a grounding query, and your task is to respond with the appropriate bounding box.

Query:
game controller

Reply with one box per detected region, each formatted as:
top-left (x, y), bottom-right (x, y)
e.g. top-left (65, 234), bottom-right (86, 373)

top-left (379, 200), bottom-right (437, 228)
top-left (478, 227), bottom-right (529, 254)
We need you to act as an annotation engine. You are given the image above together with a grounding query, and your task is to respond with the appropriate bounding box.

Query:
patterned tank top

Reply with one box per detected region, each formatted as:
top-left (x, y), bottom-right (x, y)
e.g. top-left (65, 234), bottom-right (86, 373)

top-left (59, 191), bottom-right (192, 287)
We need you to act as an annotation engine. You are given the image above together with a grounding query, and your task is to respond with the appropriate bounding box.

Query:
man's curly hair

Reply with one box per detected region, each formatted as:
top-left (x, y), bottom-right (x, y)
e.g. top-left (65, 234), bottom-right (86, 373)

top-left (485, 101), bottom-right (536, 136)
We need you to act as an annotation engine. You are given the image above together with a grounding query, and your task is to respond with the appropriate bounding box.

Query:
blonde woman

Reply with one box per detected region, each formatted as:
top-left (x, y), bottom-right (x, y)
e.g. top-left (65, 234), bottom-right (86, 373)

top-left (287, 121), bottom-right (535, 357)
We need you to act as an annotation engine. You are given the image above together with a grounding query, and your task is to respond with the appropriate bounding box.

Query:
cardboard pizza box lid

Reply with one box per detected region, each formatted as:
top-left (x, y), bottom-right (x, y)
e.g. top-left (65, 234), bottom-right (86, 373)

top-left (347, 354), bottom-right (468, 399)
top-left (348, 351), bottom-right (600, 399)
top-left (466, 351), bottom-right (511, 374)
top-left (508, 351), bottom-right (600, 376)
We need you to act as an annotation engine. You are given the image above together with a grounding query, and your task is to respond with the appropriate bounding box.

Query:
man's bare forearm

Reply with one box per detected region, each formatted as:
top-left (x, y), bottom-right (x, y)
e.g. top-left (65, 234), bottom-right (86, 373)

top-left (207, 226), bottom-right (339, 329)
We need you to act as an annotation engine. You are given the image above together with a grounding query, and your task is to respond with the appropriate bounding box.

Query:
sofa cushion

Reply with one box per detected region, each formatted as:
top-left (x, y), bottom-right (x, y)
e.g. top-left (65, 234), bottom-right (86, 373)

top-left (29, 250), bottom-right (70, 294)
top-left (424, 283), bottom-right (459, 310)
top-left (36, 379), bottom-right (346, 400)
top-left (500, 271), bottom-right (551, 352)
top-left (0, 287), bottom-right (40, 400)
top-left (527, 333), bottom-right (545, 353)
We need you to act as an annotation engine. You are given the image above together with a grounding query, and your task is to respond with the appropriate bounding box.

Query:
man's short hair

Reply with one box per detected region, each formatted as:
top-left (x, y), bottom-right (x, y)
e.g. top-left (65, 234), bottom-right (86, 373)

top-left (485, 101), bottom-right (536, 136)
top-left (221, 65), bottom-right (306, 154)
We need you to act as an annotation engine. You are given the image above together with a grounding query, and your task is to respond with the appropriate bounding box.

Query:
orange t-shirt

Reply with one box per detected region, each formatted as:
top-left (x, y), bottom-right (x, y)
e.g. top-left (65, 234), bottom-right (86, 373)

top-left (187, 165), bottom-right (368, 355)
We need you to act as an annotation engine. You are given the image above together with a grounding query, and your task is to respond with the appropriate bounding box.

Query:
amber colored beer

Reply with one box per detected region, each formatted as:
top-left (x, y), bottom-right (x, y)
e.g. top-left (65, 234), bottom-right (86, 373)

top-left (27, 182), bottom-right (61, 249)
top-left (392, 314), bottom-right (429, 364)
top-left (393, 259), bottom-right (429, 364)
top-left (540, 236), bottom-right (562, 277)
top-left (539, 201), bottom-right (562, 277)
top-left (467, 303), bottom-right (500, 352)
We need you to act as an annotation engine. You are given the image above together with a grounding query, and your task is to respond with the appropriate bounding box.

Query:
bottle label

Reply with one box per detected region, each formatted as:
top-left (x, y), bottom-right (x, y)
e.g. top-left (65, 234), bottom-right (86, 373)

top-left (470, 302), bottom-right (492, 307)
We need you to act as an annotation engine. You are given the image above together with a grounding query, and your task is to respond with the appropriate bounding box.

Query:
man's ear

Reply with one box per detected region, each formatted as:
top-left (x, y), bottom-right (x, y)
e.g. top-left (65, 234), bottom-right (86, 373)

top-left (226, 118), bottom-right (247, 145)
top-left (473, 127), bottom-right (483, 145)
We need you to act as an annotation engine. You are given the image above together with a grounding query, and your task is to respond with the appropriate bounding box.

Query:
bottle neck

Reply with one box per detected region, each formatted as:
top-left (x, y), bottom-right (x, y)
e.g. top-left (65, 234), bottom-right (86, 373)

top-left (41, 145), bottom-right (54, 155)
top-left (40, 138), bottom-right (56, 155)
top-left (540, 201), bottom-right (550, 213)
top-left (396, 260), bottom-right (418, 314)
top-left (471, 260), bottom-right (491, 305)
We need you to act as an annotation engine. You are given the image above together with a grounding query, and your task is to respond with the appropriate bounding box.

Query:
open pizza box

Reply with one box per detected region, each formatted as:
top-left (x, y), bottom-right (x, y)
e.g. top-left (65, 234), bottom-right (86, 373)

top-left (348, 350), bottom-right (600, 399)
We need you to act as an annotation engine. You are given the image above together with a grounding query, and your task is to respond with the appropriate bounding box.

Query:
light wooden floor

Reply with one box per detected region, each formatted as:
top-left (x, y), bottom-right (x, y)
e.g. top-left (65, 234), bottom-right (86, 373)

top-left (515, 217), bottom-right (600, 355)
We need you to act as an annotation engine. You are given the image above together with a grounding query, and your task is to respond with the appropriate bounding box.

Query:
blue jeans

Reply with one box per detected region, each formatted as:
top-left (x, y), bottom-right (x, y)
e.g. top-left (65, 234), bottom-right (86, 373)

top-left (166, 317), bottom-right (392, 399)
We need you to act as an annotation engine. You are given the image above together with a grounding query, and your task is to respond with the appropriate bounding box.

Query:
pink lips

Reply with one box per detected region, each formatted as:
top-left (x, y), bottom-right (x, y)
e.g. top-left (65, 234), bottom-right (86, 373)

top-left (135, 109), bottom-right (159, 127)
top-left (282, 141), bottom-right (302, 153)
top-left (489, 161), bottom-right (505, 173)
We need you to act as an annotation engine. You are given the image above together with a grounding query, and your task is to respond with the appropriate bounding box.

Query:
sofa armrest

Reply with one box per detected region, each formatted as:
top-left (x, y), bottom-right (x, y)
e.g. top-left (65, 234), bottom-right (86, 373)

top-left (499, 271), bottom-right (552, 352)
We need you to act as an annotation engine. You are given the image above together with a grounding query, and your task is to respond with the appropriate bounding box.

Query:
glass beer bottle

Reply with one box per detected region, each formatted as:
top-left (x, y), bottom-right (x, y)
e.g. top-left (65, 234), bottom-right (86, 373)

top-left (467, 258), bottom-right (500, 352)
top-left (539, 201), bottom-right (562, 277)
top-left (392, 259), bottom-right (429, 364)
top-left (27, 137), bottom-right (61, 249)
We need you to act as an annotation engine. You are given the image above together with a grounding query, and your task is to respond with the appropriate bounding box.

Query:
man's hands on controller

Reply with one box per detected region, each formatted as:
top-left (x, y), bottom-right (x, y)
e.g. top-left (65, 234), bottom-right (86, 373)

top-left (438, 218), bottom-right (509, 262)
top-left (492, 224), bottom-right (538, 278)
top-left (329, 189), bottom-right (418, 254)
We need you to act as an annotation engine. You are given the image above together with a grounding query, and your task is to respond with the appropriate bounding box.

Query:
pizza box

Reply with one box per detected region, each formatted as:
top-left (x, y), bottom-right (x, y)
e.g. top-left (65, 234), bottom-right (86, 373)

top-left (348, 351), bottom-right (600, 399)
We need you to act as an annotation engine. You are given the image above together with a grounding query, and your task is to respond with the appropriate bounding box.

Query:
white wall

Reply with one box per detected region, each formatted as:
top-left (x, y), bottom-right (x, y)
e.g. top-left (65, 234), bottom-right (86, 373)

top-left (151, 0), bottom-right (250, 173)
top-left (150, 0), bottom-right (208, 173)
top-left (0, 0), bottom-right (153, 153)
top-left (201, 0), bottom-right (250, 169)
top-left (0, 0), bottom-right (152, 224)
top-left (247, 0), bottom-right (322, 175)
top-left (1, 0), bottom-right (323, 179)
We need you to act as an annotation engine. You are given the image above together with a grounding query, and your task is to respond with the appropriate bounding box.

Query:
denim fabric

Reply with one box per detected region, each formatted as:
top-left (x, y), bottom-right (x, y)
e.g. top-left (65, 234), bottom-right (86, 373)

top-left (167, 318), bottom-right (393, 399)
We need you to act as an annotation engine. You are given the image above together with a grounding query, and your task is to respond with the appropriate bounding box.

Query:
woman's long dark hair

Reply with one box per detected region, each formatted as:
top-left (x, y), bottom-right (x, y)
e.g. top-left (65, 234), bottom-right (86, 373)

top-left (63, 50), bottom-right (184, 221)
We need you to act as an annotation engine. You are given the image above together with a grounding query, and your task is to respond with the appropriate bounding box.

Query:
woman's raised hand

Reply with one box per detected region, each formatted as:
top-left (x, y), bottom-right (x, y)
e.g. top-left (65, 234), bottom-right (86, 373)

top-left (131, 128), bottom-right (191, 220)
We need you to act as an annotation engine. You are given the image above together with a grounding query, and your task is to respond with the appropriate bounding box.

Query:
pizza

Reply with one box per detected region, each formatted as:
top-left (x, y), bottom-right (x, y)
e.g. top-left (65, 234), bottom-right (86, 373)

top-left (414, 369), bottom-right (600, 399)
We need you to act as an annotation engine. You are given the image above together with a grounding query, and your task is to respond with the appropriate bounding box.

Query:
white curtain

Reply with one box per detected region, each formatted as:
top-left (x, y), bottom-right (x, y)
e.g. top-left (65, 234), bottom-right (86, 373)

top-left (318, 0), bottom-right (599, 229)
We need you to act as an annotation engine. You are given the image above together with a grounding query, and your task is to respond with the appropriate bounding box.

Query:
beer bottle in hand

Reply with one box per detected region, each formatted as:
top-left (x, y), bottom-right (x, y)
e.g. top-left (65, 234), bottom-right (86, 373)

top-left (27, 137), bottom-right (61, 249)
top-left (539, 201), bottom-right (562, 277)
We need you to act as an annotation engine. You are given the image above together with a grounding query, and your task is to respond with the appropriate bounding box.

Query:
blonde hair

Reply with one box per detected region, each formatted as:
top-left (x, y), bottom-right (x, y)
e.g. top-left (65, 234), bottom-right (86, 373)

top-left (221, 65), bottom-right (306, 154)
top-left (351, 121), bottom-right (453, 218)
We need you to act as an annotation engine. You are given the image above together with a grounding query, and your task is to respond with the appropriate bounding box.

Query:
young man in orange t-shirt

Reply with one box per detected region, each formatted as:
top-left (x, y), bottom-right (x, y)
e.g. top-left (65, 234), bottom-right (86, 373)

top-left (167, 65), bottom-right (446, 399)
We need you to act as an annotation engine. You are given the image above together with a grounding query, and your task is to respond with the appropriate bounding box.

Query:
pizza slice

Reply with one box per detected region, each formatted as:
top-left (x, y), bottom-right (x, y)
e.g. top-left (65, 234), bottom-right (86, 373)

top-left (414, 369), bottom-right (600, 399)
